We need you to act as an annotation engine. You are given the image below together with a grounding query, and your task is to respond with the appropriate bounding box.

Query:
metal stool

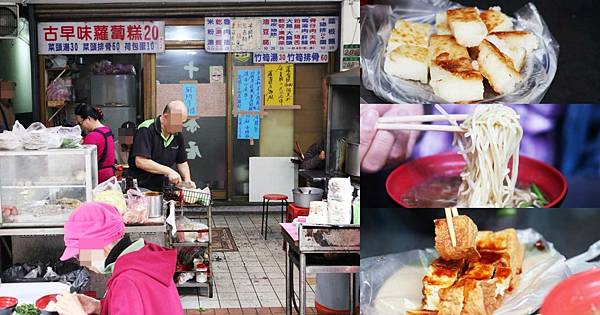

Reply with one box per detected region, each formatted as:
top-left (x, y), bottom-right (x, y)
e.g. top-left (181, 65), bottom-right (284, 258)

top-left (261, 194), bottom-right (288, 240)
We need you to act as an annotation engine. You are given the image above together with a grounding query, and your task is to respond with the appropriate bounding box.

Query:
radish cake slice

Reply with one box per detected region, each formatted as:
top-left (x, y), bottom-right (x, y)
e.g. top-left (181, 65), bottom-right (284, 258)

top-left (447, 7), bottom-right (489, 47)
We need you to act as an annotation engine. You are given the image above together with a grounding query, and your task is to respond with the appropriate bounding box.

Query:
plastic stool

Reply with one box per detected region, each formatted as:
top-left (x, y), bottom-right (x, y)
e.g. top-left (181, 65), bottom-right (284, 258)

top-left (287, 203), bottom-right (310, 222)
top-left (261, 194), bottom-right (288, 240)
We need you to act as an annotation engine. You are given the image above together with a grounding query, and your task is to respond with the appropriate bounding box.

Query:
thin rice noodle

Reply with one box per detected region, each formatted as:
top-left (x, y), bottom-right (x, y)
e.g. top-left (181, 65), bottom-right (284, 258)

top-left (436, 104), bottom-right (537, 207)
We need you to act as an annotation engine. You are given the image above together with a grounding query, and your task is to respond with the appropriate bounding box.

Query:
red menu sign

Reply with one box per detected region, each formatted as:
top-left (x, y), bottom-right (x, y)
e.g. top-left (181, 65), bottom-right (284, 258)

top-left (37, 21), bottom-right (165, 55)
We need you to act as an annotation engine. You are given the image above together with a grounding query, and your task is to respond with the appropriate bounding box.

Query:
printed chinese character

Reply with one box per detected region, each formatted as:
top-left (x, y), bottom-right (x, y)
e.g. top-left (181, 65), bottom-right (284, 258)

top-left (83, 43), bottom-right (89, 51)
top-left (48, 43), bottom-right (55, 51)
top-left (140, 42), bottom-right (146, 50)
top-left (216, 19), bottom-right (222, 25)
top-left (60, 26), bottom-right (75, 41)
top-left (97, 43), bottom-right (104, 51)
top-left (55, 43), bottom-right (63, 51)
top-left (271, 53), bottom-right (277, 61)
top-left (90, 43), bottom-right (97, 51)
top-left (206, 18), bottom-right (214, 25)
top-left (105, 43), bottom-right (111, 50)
top-left (44, 26), bottom-right (58, 42)
top-left (127, 25), bottom-right (142, 40)
top-left (207, 29), bottom-right (214, 35)
top-left (303, 53), bottom-right (310, 61)
top-left (124, 43), bottom-right (131, 51)
top-left (186, 141), bottom-right (202, 160)
top-left (93, 25), bottom-right (109, 40)
top-left (77, 25), bottom-right (92, 40)
top-left (295, 53), bottom-right (302, 61)
top-left (111, 25), bottom-right (125, 40)
top-left (183, 120), bottom-right (200, 133)
top-left (63, 43), bottom-right (69, 51)
top-left (224, 18), bottom-right (231, 25)
top-left (132, 42), bottom-right (139, 50)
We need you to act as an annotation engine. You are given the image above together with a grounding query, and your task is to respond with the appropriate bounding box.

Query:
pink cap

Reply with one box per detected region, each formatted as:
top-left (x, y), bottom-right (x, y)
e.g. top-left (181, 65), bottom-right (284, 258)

top-left (60, 202), bottom-right (125, 261)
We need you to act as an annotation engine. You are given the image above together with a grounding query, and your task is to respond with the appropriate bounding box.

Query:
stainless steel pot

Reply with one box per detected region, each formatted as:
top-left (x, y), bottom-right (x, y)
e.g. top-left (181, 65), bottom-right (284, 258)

top-left (144, 191), bottom-right (164, 218)
top-left (292, 187), bottom-right (324, 208)
top-left (345, 142), bottom-right (360, 177)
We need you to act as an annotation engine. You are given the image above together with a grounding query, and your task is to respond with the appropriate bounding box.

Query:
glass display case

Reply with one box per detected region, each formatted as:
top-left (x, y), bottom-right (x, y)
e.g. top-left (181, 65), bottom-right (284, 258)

top-left (0, 145), bottom-right (98, 227)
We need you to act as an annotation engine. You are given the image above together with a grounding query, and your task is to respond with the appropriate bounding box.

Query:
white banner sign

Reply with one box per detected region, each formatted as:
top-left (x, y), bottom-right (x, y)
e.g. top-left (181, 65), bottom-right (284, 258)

top-left (206, 16), bottom-right (338, 53)
top-left (253, 52), bottom-right (329, 64)
top-left (38, 21), bottom-right (165, 55)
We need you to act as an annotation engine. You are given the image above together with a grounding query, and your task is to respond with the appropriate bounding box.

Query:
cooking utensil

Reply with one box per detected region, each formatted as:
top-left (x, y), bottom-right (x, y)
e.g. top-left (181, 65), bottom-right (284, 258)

top-left (292, 187), bottom-right (324, 208)
top-left (295, 141), bottom-right (305, 160)
top-left (144, 192), bottom-right (164, 218)
top-left (345, 142), bottom-right (360, 177)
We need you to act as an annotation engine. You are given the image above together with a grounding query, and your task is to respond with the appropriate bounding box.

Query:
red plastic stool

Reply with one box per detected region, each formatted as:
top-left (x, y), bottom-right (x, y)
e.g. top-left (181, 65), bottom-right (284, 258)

top-left (287, 203), bottom-right (310, 222)
top-left (261, 194), bottom-right (288, 240)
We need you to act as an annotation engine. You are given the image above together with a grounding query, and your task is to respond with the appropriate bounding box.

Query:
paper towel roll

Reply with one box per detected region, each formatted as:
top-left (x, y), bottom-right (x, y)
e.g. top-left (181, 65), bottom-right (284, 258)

top-left (328, 177), bottom-right (353, 202)
top-left (308, 201), bottom-right (328, 225)
top-left (327, 199), bottom-right (352, 225)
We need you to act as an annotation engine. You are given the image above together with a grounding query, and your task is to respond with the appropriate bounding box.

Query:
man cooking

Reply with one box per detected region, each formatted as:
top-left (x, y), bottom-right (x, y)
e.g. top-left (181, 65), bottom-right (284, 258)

top-left (128, 100), bottom-right (195, 191)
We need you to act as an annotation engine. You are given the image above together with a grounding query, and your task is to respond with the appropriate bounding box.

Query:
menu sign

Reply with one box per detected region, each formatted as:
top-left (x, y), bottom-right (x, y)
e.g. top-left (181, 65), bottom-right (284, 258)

top-left (205, 16), bottom-right (338, 53)
top-left (237, 113), bottom-right (260, 140)
top-left (205, 17), bottom-right (232, 52)
top-left (235, 68), bottom-right (262, 112)
top-left (253, 52), bottom-right (328, 64)
top-left (264, 64), bottom-right (294, 106)
top-left (38, 21), bottom-right (165, 54)
top-left (231, 18), bottom-right (261, 52)
top-left (260, 17), bottom-right (338, 52)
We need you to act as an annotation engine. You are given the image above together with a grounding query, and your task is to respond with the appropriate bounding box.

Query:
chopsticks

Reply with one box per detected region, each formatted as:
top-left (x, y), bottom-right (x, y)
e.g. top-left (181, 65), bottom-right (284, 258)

top-left (445, 207), bottom-right (460, 247)
top-left (376, 114), bottom-right (467, 132)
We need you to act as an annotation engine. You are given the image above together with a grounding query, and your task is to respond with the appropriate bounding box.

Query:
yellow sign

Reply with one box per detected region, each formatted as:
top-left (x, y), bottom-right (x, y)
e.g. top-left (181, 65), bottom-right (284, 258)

top-left (264, 64), bottom-right (294, 106)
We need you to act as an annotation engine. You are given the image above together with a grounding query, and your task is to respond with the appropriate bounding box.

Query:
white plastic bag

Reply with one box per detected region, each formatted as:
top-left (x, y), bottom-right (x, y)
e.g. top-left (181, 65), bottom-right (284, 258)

top-left (123, 188), bottom-right (149, 224)
top-left (22, 122), bottom-right (62, 150)
top-left (58, 125), bottom-right (83, 148)
top-left (360, 229), bottom-right (569, 315)
top-left (361, 1), bottom-right (559, 104)
top-left (175, 216), bottom-right (209, 243)
top-left (93, 176), bottom-right (127, 215)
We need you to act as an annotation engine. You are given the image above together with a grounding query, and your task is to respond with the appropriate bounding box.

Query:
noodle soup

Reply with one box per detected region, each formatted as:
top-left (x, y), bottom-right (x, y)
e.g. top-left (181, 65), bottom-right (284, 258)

top-left (401, 176), bottom-right (546, 208)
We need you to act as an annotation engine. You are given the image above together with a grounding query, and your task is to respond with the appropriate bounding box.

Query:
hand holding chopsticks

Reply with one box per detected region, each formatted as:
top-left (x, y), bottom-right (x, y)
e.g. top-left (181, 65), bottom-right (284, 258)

top-left (376, 114), bottom-right (467, 133)
top-left (445, 207), bottom-right (460, 247)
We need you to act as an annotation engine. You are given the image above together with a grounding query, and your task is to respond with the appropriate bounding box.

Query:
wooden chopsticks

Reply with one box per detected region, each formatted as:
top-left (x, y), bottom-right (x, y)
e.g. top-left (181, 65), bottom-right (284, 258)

top-left (376, 114), bottom-right (467, 132)
top-left (445, 207), bottom-right (460, 247)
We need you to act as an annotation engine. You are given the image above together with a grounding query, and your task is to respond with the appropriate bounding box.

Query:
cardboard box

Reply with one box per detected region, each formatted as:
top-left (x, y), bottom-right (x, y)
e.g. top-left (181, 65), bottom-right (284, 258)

top-left (0, 81), bottom-right (16, 100)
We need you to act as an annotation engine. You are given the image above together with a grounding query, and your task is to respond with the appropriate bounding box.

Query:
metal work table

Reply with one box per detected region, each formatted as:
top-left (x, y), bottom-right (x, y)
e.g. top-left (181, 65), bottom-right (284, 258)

top-left (281, 223), bottom-right (360, 315)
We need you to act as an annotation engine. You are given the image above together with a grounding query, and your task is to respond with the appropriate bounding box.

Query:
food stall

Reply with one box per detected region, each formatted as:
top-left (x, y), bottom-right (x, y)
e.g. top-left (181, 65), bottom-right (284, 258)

top-left (28, 2), bottom-right (343, 202)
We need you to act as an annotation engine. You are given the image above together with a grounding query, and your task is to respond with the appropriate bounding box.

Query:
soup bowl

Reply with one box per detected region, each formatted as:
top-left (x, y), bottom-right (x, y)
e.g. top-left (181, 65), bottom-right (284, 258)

top-left (386, 152), bottom-right (567, 208)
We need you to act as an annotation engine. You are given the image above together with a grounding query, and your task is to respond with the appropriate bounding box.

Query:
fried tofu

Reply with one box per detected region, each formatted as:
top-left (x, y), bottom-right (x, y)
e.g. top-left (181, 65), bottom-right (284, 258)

top-left (477, 39), bottom-right (521, 94)
top-left (447, 7), bottom-right (488, 47)
top-left (422, 258), bottom-right (465, 311)
top-left (435, 12), bottom-right (452, 35)
top-left (385, 45), bottom-right (429, 83)
top-left (492, 31), bottom-right (538, 54)
top-left (430, 54), bottom-right (484, 103)
top-left (414, 224), bottom-right (524, 315)
top-left (434, 215), bottom-right (481, 261)
top-left (387, 20), bottom-right (431, 53)
top-left (480, 7), bottom-right (513, 33)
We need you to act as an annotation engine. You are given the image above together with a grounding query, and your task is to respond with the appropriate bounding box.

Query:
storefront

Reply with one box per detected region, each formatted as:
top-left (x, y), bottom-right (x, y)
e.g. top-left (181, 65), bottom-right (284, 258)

top-left (29, 1), bottom-right (347, 201)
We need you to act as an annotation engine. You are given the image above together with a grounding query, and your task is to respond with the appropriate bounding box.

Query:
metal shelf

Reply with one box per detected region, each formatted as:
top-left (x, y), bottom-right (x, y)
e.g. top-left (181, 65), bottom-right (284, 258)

top-left (0, 224), bottom-right (166, 236)
top-left (176, 281), bottom-right (211, 288)
top-left (1, 185), bottom-right (85, 189)
top-left (172, 241), bottom-right (210, 247)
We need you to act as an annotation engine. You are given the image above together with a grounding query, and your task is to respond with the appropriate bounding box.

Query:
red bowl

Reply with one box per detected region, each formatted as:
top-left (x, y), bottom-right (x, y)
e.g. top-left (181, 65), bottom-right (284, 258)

top-left (541, 268), bottom-right (600, 315)
top-left (386, 152), bottom-right (567, 208)
top-left (35, 294), bottom-right (58, 314)
top-left (0, 296), bottom-right (18, 309)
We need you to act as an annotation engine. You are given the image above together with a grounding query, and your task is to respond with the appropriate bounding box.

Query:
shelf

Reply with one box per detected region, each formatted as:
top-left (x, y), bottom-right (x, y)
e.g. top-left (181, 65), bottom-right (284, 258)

top-left (46, 67), bottom-right (80, 72)
top-left (176, 281), bottom-right (211, 288)
top-left (0, 224), bottom-right (166, 236)
top-left (172, 241), bottom-right (210, 247)
top-left (1, 185), bottom-right (85, 189)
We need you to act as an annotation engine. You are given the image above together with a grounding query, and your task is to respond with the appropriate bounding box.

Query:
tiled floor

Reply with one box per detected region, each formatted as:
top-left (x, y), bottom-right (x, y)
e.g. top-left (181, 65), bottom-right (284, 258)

top-left (181, 212), bottom-right (317, 311)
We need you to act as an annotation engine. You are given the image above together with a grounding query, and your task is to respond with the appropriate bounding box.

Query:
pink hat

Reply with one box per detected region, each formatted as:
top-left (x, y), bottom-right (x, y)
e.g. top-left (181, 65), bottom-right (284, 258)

top-left (60, 202), bottom-right (125, 261)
